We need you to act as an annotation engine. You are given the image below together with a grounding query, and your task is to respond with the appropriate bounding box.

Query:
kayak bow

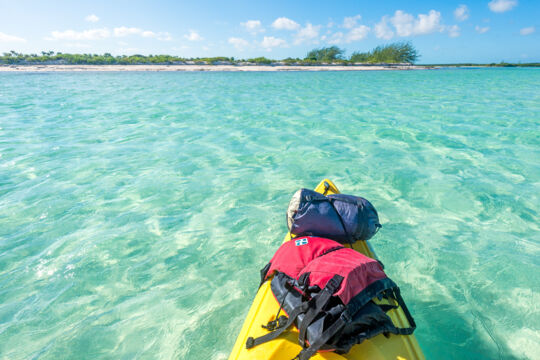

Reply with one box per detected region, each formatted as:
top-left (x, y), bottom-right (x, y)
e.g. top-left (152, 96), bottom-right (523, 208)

top-left (229, 179), bottom-right (424, 360)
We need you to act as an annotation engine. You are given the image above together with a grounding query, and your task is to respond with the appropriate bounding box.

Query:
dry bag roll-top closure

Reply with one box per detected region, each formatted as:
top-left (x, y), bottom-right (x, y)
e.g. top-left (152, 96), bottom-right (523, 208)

top-left (246, 188), bottom-right (416, 360)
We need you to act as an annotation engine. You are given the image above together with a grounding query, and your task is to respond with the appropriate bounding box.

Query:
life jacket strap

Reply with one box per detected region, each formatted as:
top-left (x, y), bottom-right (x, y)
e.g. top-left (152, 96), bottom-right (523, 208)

top-left (295, 311), bottom-right (350, 360)
top-left (259, 262), bottom-right (271, 287)
top-left (245, 301), bottom-right (310, 349)
top-left (298, 274), bottom-right (343, 348)
top-left (391, 287), bottom-right (416, 335)
top-left (261, 315), bottom-right (288, 331)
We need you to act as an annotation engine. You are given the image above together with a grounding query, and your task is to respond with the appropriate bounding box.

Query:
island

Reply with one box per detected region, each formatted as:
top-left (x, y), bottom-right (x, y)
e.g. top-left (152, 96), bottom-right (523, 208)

top-left (1, 42), bottom-right (538, 71)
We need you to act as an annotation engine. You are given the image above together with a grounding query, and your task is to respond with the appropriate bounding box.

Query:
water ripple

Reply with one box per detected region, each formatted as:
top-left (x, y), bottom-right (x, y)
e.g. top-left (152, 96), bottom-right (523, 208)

top-left (0, 69), bottom-right (539, 359)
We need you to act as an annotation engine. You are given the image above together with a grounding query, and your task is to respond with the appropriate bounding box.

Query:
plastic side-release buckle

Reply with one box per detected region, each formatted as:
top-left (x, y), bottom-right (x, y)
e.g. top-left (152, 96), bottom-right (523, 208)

top-left (340, 310), bottom-right (352, 324)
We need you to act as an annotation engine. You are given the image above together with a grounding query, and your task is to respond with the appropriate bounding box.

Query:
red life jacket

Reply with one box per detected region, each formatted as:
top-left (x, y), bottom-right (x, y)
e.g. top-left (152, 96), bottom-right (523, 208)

top-left (264, 236), bottom-right (387, 304)
top-left (248, 236), bottom-right (416, 360)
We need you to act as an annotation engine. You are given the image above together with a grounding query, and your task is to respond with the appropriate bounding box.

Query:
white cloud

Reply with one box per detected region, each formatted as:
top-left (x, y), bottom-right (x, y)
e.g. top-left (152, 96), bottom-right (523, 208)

top-left (390, 11), bottom-right (416, 36)
top-left (228, 37), bottom-right (249, 50)
top-left (272, 17), bottom-right (300, 30)
top-left (48, 27), bottom-right (170, 41)
top-left (241, 20), bottom-right (264, 34)
top-left (327, 25), bottom-right (370, 44)
top-left (112, 27), bottom-right (171, 40)
top-left (374, 16), bottom-right (394, 39)
top-left (0, 32), bottom-right (26, 42)
top-left (520, 26), bottom-right (535, 35)
top-left (49, 28), bottom-right (110, 40)
top-left (343, 15), bottom-right (361, 29)
top-left (261, 36), bottom-right (286, 49)
top-left (411, 10), bottom-right (444, 35)
top-left (488, 0), bottom-right (518, 13)
top-left (184, 30), bottom-right (203, 41)
top-left (148, 31), bottom-right (172, 41)
top-left (447, 25), bottom-right (460, 38)
top-left (390, 10), bottom-right (444, 36)
top-left (327, 32), bottom-right (344, 44)
top-left (454, 5), bottom-right (469, 21)
top-left (294, 23), bottom-right (321, 44)
top-left (327, 15), bottom-right (370, 44)
top-left (113, 27), bottom-right (142, 37)
top-left (475, 25), bottom-right (490, 34)
top-left (85, 14), bottom-right (99, 23)
top-left (377, 9), bottom-right (460, 39)
top-left (346, 25), bottom-right (370, 42)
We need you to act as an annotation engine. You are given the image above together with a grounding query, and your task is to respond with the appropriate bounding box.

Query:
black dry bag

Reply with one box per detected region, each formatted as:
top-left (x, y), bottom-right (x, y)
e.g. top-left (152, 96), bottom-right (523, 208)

top-left (286, 188), bottom-right (381, 243)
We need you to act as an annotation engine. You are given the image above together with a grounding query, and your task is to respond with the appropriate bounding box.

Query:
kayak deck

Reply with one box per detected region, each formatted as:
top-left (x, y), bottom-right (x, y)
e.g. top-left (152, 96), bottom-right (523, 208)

top-left (229, 179), bottom-right (424, 360)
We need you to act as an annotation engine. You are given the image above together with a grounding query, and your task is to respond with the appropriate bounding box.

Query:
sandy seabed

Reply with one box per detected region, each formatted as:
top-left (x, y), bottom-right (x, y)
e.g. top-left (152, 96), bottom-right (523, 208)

top-left (0, 64), bottom-right (423, 72)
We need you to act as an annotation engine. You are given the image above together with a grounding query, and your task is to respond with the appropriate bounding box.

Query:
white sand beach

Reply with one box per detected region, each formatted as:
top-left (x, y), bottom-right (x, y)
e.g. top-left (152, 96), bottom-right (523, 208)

top-left (0, 64), bottom-right (424, 72)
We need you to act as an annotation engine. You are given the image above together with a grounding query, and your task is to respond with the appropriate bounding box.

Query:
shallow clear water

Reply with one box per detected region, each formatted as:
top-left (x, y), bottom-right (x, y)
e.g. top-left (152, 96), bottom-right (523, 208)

top-left (0, 69), bottom-right (539, 360)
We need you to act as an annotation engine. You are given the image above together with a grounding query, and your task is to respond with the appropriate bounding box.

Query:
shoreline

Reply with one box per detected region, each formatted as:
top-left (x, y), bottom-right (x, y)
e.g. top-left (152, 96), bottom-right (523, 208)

top-left (1, 64), bottom-right (533, 72)
top-left (0, 64), bottom-right (426, 72)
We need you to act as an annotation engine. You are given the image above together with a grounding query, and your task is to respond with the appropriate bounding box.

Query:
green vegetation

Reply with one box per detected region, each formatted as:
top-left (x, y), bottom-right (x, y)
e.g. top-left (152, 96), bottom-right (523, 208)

top-left (350, 42), bottom-right (419, 64)
top-left (0, 51), bottom-right (236, 65)
top-left (305, 46), bottom-right (345, 62)
top-left (0, 43), bottom-right (417, 66)
top-left (1, 45), bottom-right (538, 67)
top-left (246, 57), bottom-right (272, 64)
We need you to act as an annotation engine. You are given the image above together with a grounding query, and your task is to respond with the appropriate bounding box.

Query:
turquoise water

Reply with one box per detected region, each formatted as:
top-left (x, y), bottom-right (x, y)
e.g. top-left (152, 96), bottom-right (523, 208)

top-left (0, 69), bottom-right (539, 359)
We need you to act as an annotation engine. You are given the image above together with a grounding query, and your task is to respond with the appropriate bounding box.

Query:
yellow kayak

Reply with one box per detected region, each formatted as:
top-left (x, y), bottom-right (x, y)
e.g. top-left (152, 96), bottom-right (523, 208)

top-left (229, 179), bottom-right (425, 360)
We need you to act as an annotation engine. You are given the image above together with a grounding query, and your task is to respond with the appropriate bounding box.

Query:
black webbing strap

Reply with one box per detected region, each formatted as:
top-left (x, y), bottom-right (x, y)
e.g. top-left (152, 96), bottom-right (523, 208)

top-left (293, 286), bottom-right (416, 359)
top-left (379, 303), bottom-right (399, 312)
top-left (295, 312), bottom-right (350, 360)
top-left (391, 287), bottom-right (416, 335)
top-left (263, 280), bottom-right (293, 331)
top-left (318, 245), bottom-right (344, 258)
top-left (298, 274), bottom-right (343, 347)
top-left (246, 301), bottom-right (310, 349)
top-left (259, 262), bottom-right (271, 288)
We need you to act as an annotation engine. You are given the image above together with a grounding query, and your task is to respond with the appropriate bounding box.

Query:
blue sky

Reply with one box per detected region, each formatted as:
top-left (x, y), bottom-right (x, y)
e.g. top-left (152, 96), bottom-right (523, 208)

top-left (0, 0), bottom-right (538, 63)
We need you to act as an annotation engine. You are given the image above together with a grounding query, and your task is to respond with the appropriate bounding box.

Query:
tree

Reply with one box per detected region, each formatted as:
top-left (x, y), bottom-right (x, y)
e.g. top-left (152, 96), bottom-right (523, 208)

top-left (350, 52), bottom-right (370, 63)
top-left (247, 57), bottom-right (273, 64)
top-left (350, 42), bottom-right (419, 64)
top-left (305, 46), bottom-right (345, 62)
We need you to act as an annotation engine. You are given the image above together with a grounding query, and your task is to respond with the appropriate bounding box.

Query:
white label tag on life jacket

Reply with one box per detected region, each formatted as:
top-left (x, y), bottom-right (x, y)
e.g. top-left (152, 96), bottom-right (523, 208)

top-left (295, 238), bottom-right (308, 246)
